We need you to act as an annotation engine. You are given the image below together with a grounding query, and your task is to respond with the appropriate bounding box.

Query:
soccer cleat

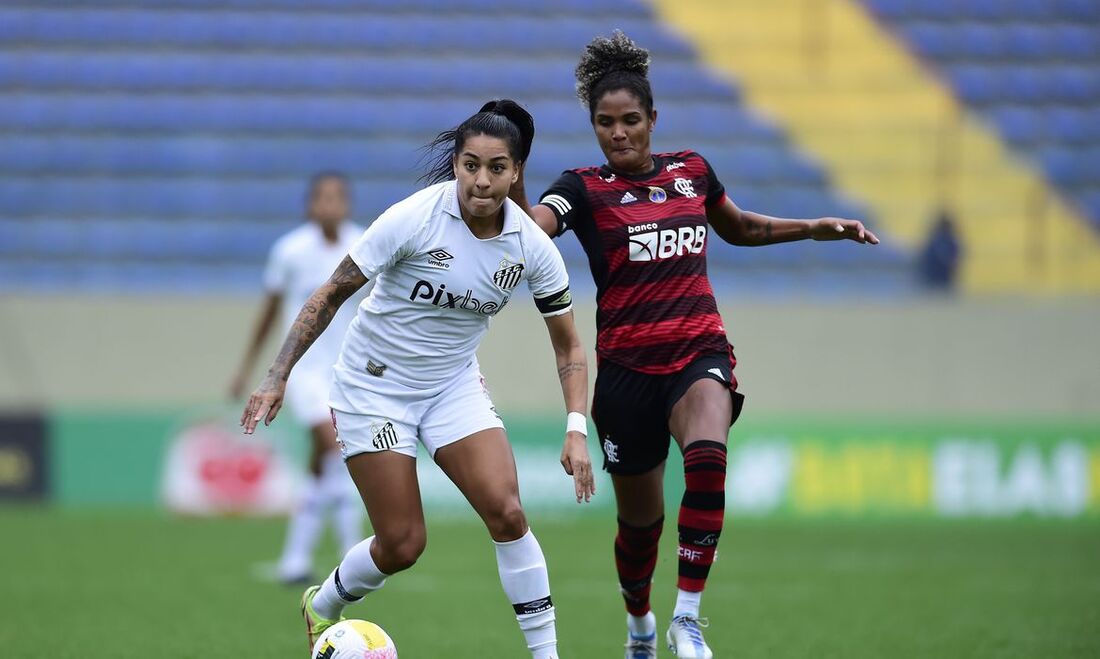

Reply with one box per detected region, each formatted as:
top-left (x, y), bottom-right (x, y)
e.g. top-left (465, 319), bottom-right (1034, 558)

top-left (626, 631), bottom-right (659, 658)
top-left (666, 615), bottom-right (712, 659)
top-left (625, 611), bottom-right (658, 659)
top-left (301, 585), bottom-right (342, 653)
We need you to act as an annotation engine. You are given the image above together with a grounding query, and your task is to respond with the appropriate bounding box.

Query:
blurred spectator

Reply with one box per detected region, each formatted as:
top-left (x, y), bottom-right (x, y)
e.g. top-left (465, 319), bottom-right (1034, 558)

top-left (918, 209), bottom-right (962, 292)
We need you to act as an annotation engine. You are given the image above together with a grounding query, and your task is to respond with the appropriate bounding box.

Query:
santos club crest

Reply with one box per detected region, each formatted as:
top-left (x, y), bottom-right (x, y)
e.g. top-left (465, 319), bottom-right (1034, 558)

top-left (492, 259), bottom-right (524, 292)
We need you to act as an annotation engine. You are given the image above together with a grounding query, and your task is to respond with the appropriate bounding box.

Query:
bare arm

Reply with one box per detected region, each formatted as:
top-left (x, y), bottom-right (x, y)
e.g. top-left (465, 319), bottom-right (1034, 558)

top-left (240, 256), bottom-right (368, 433)
top-left (706, 196), bottom-right (879, 246)
top-left (229, 292), bottom-right (281, 399)
top-left (509, 163), bottom-right (560, 238)
top-left (544, 310), bottom-right (595, 503)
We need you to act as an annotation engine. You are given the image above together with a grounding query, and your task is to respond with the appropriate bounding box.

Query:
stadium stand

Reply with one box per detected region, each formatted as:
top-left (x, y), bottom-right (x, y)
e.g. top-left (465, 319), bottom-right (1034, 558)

top-left (0, 1), bottom-right (899, 293)
top-left (656, 0), bottom-right (1100, 294)
top-left (862, 0), bottom-right (1100, 229)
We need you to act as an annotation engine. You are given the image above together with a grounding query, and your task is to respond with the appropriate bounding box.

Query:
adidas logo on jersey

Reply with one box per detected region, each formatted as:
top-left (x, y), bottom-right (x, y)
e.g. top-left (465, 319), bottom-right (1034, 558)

top-left (620, 192), bottom-right (638, 205)
top-left (627, 225), bottom-right (707, 262)
top-left (409, 280), bottom-right (507, 316)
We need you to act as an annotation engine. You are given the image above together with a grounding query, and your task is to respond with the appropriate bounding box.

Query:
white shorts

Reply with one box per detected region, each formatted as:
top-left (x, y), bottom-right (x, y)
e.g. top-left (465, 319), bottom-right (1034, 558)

top-left (284, 368), bottom-right (334, 428)
top-left (330, 361), bottom-right (504, 460)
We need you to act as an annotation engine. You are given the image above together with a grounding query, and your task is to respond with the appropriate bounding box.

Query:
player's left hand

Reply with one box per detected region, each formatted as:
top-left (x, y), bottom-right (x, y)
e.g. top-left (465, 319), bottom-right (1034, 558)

top-left (560, 431), bottom-right (596, 504)
top-left (811, 217), bottom-right (879, 244)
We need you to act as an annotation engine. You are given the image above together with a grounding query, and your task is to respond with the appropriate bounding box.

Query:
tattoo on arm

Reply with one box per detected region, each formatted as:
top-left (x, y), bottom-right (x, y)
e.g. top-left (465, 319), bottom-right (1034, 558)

top-left (739, 212), bottom-right (774, 246)
top-left (268, 256), bottom-right (366, 381)
top-left (557, 361), bottom-right (585, 382)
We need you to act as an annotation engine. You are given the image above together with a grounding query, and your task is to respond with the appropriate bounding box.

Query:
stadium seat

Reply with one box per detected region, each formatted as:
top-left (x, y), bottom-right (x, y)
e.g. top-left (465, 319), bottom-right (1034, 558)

top-left (871, 0), bottom-right (1100, 233)
top-left (0, 1), bottom-right (897, 293)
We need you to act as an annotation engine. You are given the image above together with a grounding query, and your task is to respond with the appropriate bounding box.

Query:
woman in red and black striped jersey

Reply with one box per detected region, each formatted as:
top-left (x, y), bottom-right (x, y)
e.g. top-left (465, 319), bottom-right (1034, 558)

top-left (509, 32), bottom-right (879, 659)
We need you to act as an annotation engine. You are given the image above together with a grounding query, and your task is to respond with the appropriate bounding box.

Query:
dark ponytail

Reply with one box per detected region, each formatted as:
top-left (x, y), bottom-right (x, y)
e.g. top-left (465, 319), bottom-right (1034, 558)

top-left (419, 99), bottom-right (535, 186)
top-left (575, 30), bottom-right (653, 122)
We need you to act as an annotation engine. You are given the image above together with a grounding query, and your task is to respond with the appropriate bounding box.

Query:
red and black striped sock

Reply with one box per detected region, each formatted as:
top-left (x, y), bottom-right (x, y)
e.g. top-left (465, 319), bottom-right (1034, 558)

top-left (677, 440), bottom-right (727, 592)
top-left (615, 516), bottom-right (663, 617)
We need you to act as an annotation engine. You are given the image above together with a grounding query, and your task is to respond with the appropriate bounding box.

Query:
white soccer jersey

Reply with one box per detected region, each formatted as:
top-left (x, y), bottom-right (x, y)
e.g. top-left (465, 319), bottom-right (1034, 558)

top-left (330, 181), bottom-right (572, 407)
top-left (263, 221), bottom-right (367, 378)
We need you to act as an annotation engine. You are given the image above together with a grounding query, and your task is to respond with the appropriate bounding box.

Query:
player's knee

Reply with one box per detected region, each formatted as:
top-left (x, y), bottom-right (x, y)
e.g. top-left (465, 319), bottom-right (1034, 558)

top-left (375, 529), bottom-right (427, 572)
top-left (485, 499), bottom-right (527, 542)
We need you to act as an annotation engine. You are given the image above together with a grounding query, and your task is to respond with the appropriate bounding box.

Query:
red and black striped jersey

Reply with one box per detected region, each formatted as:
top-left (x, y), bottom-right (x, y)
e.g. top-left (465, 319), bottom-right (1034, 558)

top-left (540, 150), bottom-right (730, 375)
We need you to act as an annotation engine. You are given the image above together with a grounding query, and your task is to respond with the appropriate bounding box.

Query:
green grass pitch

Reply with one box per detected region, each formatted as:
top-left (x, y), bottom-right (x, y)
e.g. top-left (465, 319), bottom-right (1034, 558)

top-left (1, 506), bottom-right (1097, 657)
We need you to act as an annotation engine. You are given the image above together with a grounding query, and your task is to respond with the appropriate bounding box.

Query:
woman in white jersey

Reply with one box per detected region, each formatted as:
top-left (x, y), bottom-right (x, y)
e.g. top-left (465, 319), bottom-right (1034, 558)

top-left (230, 172), bottom-right (366, 585)
top-left (241, 100), bottom-right (594, 659)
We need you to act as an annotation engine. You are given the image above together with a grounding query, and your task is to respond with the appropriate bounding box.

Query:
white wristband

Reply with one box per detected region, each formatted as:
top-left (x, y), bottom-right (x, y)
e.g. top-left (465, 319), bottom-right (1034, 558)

top-left (566, 412), bottom-right (588, 436)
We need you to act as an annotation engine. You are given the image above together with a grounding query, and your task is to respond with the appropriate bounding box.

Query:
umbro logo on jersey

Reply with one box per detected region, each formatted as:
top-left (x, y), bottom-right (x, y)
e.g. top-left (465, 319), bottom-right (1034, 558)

top-left (666, 161), bottom-right (686, 172)
top-left (410, 280), bottom-right (506, 316)
top-left (427, 248), bottom-right (453, 269)
top-left (548, 290), bottom-right (571, 307)
top-left (371, 421), bottom-right (399, 450)
top-left (620, 192), bottom-right (638, 205)
top-left (542, 194), bottom-right (572, 217)
top-left (492, 261), bottom-right (525, 292)
top-left (628, 225), bottom-right (707, 262)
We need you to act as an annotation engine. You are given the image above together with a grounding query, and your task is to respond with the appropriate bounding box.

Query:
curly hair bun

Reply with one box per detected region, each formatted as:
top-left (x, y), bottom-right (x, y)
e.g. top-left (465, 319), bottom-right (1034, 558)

top-left (575, 30), bottom-right (651, 107)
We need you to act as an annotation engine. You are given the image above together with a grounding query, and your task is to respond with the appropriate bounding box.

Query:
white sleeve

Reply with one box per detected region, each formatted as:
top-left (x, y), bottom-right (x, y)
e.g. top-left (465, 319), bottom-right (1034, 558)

top-left (262, 239), bottom-right (291, 294)
top-left (347, 203), bottom-right (426, 280)
top-left (524, 223), bottom-right (573, 317)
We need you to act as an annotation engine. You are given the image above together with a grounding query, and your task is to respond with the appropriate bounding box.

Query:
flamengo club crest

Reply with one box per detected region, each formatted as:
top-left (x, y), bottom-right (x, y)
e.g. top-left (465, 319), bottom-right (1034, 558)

top-left (492, 258), bottom-right (524, 292)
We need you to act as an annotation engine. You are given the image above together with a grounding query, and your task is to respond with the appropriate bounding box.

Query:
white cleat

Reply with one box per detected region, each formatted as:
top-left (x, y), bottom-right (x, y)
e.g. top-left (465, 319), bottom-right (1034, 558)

top-left (625, 612), bottom-right (658, 659)
top-left (666, 615), bottom-right (712, 659)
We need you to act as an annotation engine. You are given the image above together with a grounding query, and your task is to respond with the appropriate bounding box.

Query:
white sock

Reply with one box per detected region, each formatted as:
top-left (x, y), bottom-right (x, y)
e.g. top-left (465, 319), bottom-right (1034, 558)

top-left (494, 530), bottom-right (557, 658)
top-left (319, 450), bottom-right (362, 553)
top-left (311, 536), bottom-right (388, 620)
top-left (673, 589), bottom-right (702, 618)
top-left (628, 611), bottom-right (656, 637)
top-left (278, 476), bottom-right (325, 579)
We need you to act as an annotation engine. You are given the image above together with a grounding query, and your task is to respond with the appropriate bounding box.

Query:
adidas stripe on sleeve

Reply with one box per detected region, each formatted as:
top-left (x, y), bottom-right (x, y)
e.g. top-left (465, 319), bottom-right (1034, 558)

top-left (538, 171), bottom-right (589, 237)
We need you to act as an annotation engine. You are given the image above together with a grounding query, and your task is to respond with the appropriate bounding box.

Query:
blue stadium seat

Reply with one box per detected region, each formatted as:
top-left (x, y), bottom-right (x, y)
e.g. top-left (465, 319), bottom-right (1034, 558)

top-left (20, 0), bottom-right (654, 16)
top-left (901, 23), bottom-right (956, 59)
top-left (0, 9), bottom-right (694, 58)
top-left (956, 25), bottom-right (1006, 60)
top-left (0, 52), bottom-right (737, 102)
top-left (0, 2), bottom-right (899, 293)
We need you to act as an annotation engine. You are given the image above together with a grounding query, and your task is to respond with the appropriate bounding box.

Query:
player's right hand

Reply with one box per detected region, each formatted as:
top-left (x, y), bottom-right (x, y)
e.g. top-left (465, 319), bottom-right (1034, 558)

top-left (240, 376), bottom-right (285, 434)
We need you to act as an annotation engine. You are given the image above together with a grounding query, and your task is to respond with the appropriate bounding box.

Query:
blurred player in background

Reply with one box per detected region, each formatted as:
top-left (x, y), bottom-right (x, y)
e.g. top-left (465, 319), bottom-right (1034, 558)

top-left (241, 100), bottom-right (594, 659)
top-left (510, 32), bottom-right (879, 659)
top-left (230, 172), bottom-right (367, 584)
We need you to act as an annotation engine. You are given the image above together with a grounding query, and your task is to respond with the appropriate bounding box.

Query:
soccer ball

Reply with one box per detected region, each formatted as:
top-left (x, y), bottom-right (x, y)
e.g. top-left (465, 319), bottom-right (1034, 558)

top-left (312, 620), bottom-right (397, 659)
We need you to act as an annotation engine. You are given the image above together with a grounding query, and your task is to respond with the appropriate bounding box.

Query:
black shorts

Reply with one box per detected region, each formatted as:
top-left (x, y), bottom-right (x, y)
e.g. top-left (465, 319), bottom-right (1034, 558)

top-left (591, 351), bottom-right (745, 476)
